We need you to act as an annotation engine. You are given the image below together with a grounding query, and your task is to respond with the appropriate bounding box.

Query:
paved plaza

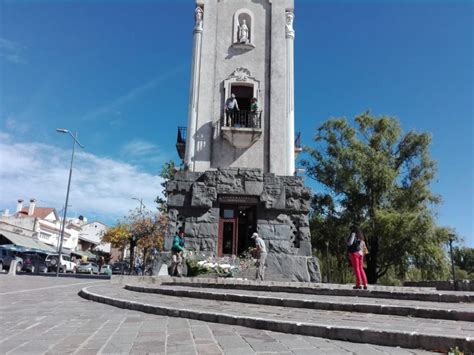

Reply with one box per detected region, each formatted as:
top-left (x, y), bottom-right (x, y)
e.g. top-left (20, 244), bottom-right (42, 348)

top-left (0, 274), bottom-right (437, 354)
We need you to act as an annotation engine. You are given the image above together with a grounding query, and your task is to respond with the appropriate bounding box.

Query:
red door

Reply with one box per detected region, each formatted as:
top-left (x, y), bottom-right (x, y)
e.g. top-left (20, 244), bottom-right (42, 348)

top-left (218, 220), bottom-right (237, 256)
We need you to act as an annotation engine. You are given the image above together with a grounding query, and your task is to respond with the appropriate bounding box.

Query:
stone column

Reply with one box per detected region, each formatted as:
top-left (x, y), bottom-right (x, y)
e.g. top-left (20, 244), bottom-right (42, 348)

top-left (285, 11), bottom-right (295, 176)
top-left (185, 6), bottom-right (204, 171)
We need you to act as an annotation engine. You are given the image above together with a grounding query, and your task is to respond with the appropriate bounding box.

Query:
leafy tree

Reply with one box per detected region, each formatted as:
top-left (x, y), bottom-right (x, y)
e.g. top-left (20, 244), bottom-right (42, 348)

top-left (303, 112), bottom-right (449, 284)
top-left (155, 160), bottom-right (177, 213)
top-left (453, 246), bottom-right (474, 276)
top-left (101, 208), bottom-right (165, 271)
top-left (101, 223), bottom-right (131, 255)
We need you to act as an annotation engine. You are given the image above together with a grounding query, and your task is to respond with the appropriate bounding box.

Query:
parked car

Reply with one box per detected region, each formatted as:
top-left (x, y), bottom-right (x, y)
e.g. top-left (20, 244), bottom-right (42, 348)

top-left (45, 254), bottom-right (77, 273)
top-left (0, 247), bottom-right (23, 273)
top-left (112, 261), bottom-right (130, 275)
top-left (21, 253), bottom-right (48, 273)
top-left (100, 265), bottom-right (112, 275)
top-left (76, 261), bottom-right (100, 274)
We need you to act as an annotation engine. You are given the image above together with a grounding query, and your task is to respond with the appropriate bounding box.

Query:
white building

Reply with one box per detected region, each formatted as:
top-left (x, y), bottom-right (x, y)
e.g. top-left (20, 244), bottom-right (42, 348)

top-left (78, 220), bottom-right (110, 253)
top-left (0, 199), bottom-right (109, 260)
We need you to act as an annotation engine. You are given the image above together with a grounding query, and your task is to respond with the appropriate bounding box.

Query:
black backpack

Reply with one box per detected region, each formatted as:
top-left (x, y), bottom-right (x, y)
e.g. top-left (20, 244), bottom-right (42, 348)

top-left (348, 238), bottom-right (361, 253)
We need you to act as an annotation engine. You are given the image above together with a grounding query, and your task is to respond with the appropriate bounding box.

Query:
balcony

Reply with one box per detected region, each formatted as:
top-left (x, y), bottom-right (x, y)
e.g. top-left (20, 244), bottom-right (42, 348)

top-left (295, 131), bottom-right (302, 156)
top-left (176, 126), bottom-right (187, 160)
top-left (221, 110), bottom-right (262, 149)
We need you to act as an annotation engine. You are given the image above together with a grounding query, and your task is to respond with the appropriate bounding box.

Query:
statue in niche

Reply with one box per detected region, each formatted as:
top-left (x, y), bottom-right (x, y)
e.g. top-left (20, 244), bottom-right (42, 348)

top-left (285, 11), bottom-right (295, 38)
top-left (194, 6), bottom-right (203, 30)
top-left (238, 19), bottom-right (249, 44)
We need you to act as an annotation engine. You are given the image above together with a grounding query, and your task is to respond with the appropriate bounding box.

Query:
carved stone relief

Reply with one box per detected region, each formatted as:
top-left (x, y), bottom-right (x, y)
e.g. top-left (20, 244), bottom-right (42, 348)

top-left (285, 11), bottom-right (295, 39)
top-left (194, 6), bottom-right (203, 31)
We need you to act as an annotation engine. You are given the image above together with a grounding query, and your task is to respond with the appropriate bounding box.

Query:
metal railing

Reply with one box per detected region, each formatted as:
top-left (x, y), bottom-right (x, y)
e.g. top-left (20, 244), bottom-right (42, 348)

top-left (295, 132), bottom-right (301, 150)
top-left (224, 110), bottom-right (262, 129)
top-left (176, 126), bottom-right (187, 160)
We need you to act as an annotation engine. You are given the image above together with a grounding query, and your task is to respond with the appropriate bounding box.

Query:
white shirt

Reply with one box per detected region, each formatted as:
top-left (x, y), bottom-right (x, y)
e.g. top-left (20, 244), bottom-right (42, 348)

top-left (255, 237), bottom-right (267, 253)
top-left (225, 98), bottom-right (239, 110)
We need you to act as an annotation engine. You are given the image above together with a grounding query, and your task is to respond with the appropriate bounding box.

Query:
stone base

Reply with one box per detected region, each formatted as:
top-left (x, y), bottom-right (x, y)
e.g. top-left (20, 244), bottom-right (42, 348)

top-left (236, 255), bottom-right (320, 282)
top-left (161, 168), bottom-right (322, 282)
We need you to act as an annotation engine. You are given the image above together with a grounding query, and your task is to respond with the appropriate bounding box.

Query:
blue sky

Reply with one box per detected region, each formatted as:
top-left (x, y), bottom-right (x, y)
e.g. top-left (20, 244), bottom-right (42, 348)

top-left (1, 0), bottom-right (472, 246)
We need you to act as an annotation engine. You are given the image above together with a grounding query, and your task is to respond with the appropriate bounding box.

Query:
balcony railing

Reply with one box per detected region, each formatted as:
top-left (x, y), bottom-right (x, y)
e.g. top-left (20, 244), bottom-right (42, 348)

top-left (176, 126), bottom-right (187, 160)
top-left (295, 131), bottom-right (302, 154)
top-left (224, 110), bottom-right (262, 129)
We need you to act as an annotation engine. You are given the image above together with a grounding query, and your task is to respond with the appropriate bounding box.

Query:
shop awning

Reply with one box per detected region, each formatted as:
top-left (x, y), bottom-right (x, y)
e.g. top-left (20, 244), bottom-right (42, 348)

top-left (71, 249), bottom-right (97, 260)
top-left (0, 229), bottom-right (56, 253)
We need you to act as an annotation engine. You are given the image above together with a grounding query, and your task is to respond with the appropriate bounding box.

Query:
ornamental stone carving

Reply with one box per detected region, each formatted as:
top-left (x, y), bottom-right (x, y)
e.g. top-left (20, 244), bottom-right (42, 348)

top-left (285, 11), bottom-right (295, 39)
top-left (194, 6), bottom-right (203, 31)
top-left (232, 67), bottom-right (251, 81)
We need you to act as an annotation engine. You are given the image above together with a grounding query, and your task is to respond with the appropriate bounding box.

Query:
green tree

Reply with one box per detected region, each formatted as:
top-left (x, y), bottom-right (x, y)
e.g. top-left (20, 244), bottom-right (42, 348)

top-left (453, 246), bottom-right (474, 276)
top-left (101, 208), bottom-right (165, 271)
top-left (303, 112), bottom-right (449, 284)
top-left (155, 160), bottom-right (177, 213)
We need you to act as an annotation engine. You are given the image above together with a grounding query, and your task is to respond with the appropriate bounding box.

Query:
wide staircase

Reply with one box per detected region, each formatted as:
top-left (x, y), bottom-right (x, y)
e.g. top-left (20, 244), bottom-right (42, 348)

top-left (79, 277), bottom-right (474, 353)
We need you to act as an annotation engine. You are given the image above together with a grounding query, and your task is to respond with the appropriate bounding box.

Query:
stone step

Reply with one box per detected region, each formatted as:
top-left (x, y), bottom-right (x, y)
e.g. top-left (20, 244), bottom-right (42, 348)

top-left (79, 284), bottom-right (474, 352)
top-left (124, 284), bottom-right (474, 322)
top-left (162, 278), bottom-right (473, 303)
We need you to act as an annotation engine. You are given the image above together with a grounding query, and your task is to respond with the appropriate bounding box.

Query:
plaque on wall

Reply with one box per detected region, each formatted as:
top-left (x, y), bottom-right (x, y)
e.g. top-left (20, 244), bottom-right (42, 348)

top-left (218, 194), bottom-right (259, 204)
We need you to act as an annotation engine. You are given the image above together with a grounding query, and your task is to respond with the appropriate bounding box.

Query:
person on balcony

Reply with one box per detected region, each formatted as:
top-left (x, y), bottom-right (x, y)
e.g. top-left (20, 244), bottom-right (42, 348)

top-left (225, 93), bottom-right (239, 126)
top-left (250, 97), bottom-right (259, 127)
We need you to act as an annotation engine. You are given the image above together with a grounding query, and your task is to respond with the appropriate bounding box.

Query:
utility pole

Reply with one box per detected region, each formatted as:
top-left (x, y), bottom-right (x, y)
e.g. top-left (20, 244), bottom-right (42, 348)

top-left (132, 197), bottom-right (144, 213)
top-left (448, 234), bottom-right (457, 291)
top-left (325, 240), bottom-right (331, 283)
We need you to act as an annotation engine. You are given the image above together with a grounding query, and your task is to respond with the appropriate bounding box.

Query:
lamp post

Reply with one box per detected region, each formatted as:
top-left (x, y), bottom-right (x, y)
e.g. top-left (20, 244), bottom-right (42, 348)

top-left (131, 197), bottom-right (144, 212)
top-left (325, 240), bottom-right (330, 283)
top-left (448, 233), bottom-right (457, 291)
top-left (55, 129), bottom-right (84, 277)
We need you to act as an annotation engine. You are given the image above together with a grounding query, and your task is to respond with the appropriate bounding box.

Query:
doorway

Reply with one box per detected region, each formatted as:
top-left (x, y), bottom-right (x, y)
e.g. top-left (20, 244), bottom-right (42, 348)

top-left (231, 84), bottom-right (253, 110)
top-left (217, 205), bottom-right (256, 256)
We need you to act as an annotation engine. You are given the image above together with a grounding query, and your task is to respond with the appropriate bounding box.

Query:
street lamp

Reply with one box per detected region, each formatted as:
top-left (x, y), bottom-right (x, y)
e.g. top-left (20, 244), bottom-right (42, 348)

top-left (325, 240), bottom-right (330, 283)
top-left (55, 128), bottom-right (84, 277)
top-left (131, 197), bottom-right (144, 212)
top-left (448, 233), bottom-right (457, 291)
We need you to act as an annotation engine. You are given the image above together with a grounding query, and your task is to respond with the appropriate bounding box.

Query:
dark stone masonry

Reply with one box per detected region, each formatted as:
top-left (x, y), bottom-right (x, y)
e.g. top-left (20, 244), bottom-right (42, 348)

top-left (162, 168), bottom-right (321, 282)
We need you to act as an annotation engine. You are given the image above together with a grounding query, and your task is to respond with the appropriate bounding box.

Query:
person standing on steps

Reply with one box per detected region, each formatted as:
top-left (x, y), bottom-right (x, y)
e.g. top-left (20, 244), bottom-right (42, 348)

top-left (252, 232), bottom-right (267, 281)
top-left (171, 228), bottom-right (186, 277)
top-left (346, 225), bottom-right (368, 289)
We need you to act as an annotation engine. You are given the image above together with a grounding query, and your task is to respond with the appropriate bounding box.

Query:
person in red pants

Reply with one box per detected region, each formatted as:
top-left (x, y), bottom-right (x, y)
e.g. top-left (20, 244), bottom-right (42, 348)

top-left (346, 225), bottom-right (368, 289)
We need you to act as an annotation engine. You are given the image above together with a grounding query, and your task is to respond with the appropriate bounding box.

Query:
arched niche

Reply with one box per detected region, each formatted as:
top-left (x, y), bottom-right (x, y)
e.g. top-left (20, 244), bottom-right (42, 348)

top-left (232, 9), bottom-right (255, 49)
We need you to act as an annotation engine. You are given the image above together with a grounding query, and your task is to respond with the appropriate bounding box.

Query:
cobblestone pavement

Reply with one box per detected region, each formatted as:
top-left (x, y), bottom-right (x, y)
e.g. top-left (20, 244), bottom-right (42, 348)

top-left (0, 275), bottom-right (434, 354)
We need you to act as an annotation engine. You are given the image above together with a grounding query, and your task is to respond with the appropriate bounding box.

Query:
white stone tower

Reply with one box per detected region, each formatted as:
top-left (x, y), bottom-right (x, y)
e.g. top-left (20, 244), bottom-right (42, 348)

top-left (168, 0), bottom-right (320, 282)
top-left (182, 0), bottom-right (296, 176)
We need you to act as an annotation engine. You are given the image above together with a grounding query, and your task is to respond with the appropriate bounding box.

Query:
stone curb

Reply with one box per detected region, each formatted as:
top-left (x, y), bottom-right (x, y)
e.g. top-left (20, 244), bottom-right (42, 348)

top-left (163, 279), bottom-right (473, 303)
top-left (124, 284), bottom-right (474, 322)
top-left (79, 286), bottom-right (473, 352)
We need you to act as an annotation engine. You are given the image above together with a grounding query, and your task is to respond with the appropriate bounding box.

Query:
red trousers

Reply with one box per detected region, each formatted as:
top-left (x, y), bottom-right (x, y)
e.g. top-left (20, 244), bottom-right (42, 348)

top-left (349, 252), bottom-right (367, 286)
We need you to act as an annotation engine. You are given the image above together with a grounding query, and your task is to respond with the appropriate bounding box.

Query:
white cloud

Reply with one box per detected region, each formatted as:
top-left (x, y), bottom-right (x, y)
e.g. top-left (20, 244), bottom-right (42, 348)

top-left (0, 133), bottom-right (164, 224)
top-left (80, 65), bottom-right (186, 122)
top-left (120, 139), bottom-right (171, 169)
top-left (0, 38), bottom-right (26, 64)
top-left (122, 140), bottom-right (159, 157)
top-left (5, 115), bottom-right (30, 134)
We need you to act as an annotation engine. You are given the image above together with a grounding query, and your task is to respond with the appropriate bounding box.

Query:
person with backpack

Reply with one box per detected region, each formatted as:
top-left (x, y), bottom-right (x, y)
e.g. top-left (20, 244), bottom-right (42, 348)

top-left (346, 225), bottom-right (368, 289)
top-left (171, 228), bottom-right (186, 277)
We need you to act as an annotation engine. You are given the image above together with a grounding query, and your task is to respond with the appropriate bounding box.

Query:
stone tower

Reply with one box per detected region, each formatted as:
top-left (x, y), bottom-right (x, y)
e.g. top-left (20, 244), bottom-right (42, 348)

top-left (168, 0), bottom-right (320, 282)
